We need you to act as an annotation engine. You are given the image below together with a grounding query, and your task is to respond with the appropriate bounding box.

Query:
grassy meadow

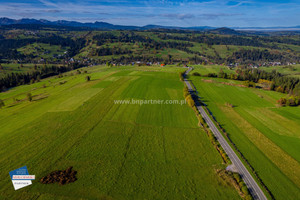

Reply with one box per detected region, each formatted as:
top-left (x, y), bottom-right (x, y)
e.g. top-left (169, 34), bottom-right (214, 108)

top-left (259, 64), bottom-right (300, 77)
top-left (0, 63), bottom-right (38, 78)
top-left (0, 66), bottom-right (240, 199)
top-left (191, 65), bottom-right (234, 75)
top-left (190, 75), bottom-right (300, 200)
top-left (17, 43), bottom-right (68, 59)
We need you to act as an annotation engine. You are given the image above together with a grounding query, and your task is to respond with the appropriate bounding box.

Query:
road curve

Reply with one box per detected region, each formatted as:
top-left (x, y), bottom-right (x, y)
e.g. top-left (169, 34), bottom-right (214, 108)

top-left (183, 67), bottom-right (267, 200)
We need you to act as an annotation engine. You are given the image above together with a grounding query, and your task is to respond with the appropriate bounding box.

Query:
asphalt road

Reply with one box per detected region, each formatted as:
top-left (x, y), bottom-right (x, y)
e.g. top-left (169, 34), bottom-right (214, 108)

top-left (183, 67), bottom-right (267, 200)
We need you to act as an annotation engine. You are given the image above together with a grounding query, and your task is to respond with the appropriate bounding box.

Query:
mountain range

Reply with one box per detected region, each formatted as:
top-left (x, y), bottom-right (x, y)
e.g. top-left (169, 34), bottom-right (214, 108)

top-left (0, 17), bottom-right (299, 32)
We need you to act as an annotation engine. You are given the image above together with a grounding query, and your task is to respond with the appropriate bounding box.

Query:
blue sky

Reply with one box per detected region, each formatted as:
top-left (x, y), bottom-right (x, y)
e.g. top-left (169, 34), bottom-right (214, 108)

top-left (0, 0), bottom-right (299, 27)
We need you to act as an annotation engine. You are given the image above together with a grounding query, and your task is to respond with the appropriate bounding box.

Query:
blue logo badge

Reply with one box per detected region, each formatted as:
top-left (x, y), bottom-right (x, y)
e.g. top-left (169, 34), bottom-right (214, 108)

top-left (9, 166), bottom-right (35, 190)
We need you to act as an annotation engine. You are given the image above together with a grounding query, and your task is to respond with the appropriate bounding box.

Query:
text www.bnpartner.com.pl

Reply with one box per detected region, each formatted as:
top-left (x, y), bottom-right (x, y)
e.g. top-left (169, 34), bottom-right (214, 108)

top-left (114, 99), bottom-right (187, 106)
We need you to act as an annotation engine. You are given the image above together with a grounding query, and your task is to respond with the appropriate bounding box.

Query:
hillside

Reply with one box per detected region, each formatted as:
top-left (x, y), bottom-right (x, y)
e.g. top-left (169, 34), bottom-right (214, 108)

top-left (0, 26), bottom-right (299, 67)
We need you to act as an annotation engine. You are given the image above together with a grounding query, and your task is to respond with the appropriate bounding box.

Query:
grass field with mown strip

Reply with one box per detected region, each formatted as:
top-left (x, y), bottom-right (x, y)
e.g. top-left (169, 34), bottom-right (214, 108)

top-left (0, 66), bottom-right (240, 199)
top-left (0, 63), bottom-right (40, 78)
top-left (0, 63), bottom-right (62, 78)
top-left (259, 64), bottom-right (300, 77)
top-left (17, 43), bottom-right (68, 59)
top-left (191, 65), bottom-right (234, 75)
top-left (190, 75), bottom-right (300, 200)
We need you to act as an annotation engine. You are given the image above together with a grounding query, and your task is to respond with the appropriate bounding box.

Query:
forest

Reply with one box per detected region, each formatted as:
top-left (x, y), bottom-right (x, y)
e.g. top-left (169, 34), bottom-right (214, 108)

top-left (0, 63), bottom-right (85, 91)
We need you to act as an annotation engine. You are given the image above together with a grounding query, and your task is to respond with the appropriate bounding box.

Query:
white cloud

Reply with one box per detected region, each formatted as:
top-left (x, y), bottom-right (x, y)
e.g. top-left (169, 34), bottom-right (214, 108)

top-left (0, 0), bottom-right (298, 27)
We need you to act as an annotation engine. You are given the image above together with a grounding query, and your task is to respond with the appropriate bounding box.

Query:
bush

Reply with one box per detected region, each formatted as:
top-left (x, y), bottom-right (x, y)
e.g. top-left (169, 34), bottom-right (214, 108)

top-left (192, 72), bottom-right (201, 76)
top-left (243, 80), bottom-right (255, 88)
top-left (59, 81), bottom-right (67, 85)
top-left (233, 173), bottom-right (241, 182)
top-left (183, 86), bottom-right (190, 98)
top-left (241, 186), bottom-right (249, 195)
top-left (27, 93), bottom-right (32, 102)
top-left (277, 96), bottom-right (300, 107)
top-left (0, 99), bottom-right (4, 108)
top-left (277, 97), bottom-right (286, 106)
top-left (207, 73), bottom-right (217, 77)
top-left (179, 71), bottom-right (185, 81)
top-left (225, 102), bottom-right (234, 108)
top-left (85, 76), bottom-right (91, 81)
top-left (185, 95), bottom-right (195, 107)
top-left (276, 86), bottom-right (284, 93)
top-left (245, 194), bottom-right (253, 200)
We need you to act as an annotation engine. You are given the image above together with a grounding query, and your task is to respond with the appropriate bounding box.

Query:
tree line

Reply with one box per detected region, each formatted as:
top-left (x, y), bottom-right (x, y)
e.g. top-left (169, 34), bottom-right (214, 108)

top-left (197, 68), bottom-right (300, 96)
top-left (156, 33), bottom-right (300, 49)
top-left (95, 47), bottom-right (132, 56)
top-left (225, 49), bottom-right (286, 63)
top-left (157, 33), bottom-right (266, 47)
top-left (0, 63), bottom-right (85, 92)
top-left (93, 32), bottom-right (152, 45)
top-left (234, 68), bottom-right (300, 95)
top-left (93, 32), bottom-right (194, 51)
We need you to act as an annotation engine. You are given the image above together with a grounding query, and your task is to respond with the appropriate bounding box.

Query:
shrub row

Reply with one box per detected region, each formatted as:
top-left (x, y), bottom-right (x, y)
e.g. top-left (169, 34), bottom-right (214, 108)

top-left (217, 169), bottom-right (253, 200)
top-left (192, 72), bottom-right (201, 76)
top-left (277, 95), bottom-right (300, 106)
top-left (183, 86), bottom-right (231, 164)
top-left (179, 71), bottom-right (185, 81)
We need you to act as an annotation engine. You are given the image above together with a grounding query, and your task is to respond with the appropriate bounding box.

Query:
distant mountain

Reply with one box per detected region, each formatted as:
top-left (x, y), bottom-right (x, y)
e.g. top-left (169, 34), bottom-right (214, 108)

top-left (0, 18), bottom-right (46, 25)
top-left (0, 17), bottom-right (141, 30)
top-left (234, 26), bottom-right (300, 31)
top-left (142, 24), bottom-right (175, 29)
top-left (183, 26), bottom-right (216, 31)
top-left (0, 17), bottom-right (299, 33)
top-left (0, 18), bottom-right (215, 31)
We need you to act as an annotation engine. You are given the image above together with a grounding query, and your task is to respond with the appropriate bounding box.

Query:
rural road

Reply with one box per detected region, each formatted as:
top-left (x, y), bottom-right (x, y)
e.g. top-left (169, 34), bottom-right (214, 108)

top-left (183, 67), bottom-right (268, 200)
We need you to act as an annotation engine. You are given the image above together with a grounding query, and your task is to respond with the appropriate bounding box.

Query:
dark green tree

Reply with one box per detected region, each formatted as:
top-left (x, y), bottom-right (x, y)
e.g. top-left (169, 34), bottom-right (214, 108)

top-left (0, 99), bottom-right (4, 108)
top-left (27, 93), bottom-right (32, 102)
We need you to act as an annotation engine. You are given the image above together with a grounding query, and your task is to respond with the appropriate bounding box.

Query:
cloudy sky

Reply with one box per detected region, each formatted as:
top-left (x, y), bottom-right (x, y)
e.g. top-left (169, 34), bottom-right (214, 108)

top-left (0, 0), bottom-right (299, 27)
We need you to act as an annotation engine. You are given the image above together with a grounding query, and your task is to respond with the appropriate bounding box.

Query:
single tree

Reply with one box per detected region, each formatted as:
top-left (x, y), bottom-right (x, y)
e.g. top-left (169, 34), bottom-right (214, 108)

top-left (0, 99), bottom-right (4, 109)
top-left (27, 93), bottom-right (32, 102)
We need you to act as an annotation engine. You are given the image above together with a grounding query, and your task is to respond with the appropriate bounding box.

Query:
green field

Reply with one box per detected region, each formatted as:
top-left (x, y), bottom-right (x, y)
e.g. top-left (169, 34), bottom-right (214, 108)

top-left (191, 65), bottom-right (234, 75)
top-left (0, 63), bottom-right (36, 78)
top-left (0, 63), bottom-right (60, 78)
top-left (17, 43), bottom-right (68, 59)
top-left (259, 64), bottom-right (300, 77)
top-left (190, 75), bottom-right (300, 200)
top-left (0, 66), bottom-right (240, 199)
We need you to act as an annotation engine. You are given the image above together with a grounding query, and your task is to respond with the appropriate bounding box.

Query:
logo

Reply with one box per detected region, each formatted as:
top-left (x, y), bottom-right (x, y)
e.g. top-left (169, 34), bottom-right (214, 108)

top-left (9, 166), bottom-right (35, 190)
